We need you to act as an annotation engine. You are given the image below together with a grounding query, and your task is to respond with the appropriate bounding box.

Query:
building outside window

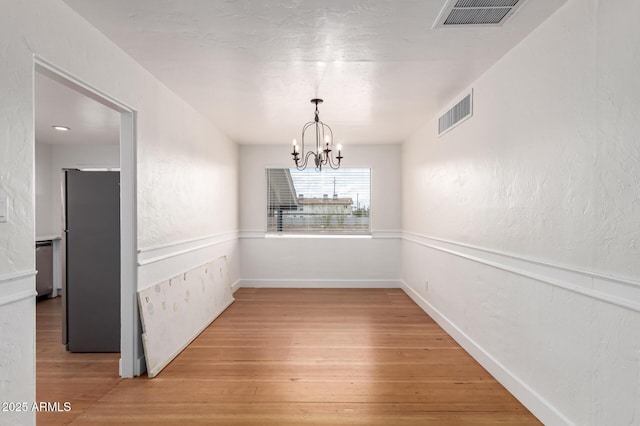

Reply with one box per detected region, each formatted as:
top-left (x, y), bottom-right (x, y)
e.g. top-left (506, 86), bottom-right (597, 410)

top-left (266, 168), bottom-right (371, 234)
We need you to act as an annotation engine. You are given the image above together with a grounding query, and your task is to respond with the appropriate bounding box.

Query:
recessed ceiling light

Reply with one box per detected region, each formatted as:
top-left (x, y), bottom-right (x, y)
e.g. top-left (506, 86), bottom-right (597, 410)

top-left (52, 125), bottom-right (70, 131)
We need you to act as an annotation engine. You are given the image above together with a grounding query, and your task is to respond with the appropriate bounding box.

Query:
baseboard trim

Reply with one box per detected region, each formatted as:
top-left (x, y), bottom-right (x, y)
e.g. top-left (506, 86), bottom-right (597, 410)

top-left (135, 355), bottom-right (146, 377)
top-left (120, 355), bottom-right (147, 378)
top-left (231, 279), bottom-right (241, 293)
top-left (237, 279), bottom-right (402, 289)
top-left (400, 280), bottom-right (572, 426)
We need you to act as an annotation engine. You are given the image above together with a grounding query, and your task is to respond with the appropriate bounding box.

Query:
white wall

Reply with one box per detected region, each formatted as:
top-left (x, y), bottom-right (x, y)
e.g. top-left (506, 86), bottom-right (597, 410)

top-left (240, 144), bottom-right (401, 287)
top-left (35, 143), bottom-right (53, 237)
top-left (401, 0), bottom-right (640, 424)
top-left (0, 1), bottom-right (238, 424)
top-left (35, 143), bottom-right (120, 237)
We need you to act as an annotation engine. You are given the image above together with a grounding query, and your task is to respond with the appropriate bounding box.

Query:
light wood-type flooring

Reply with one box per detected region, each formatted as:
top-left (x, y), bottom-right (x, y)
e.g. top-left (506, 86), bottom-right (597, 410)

top-left (37, 288), bottom-right (540, 425)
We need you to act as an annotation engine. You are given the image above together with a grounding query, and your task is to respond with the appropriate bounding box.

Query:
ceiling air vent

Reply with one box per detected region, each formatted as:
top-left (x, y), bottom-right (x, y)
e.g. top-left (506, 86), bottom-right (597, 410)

top-left (438, 91), bottom-right (473, 136)
top-left (434, 0), bottom-right (526, 28)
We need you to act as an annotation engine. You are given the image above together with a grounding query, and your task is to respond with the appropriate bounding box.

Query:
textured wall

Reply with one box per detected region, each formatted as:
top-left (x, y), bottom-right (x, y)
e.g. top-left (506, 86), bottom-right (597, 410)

top-left (401, 0), bottom-right (640, 424)
top-left (0, 0), bottom-right (239, 422)
top-left (0, 297), bottom-right (35, 426)
top-left (136, 89), bottom-right (238, 249)
top-left (403, 2), bottom-right (597, 270)
top-left (240, 144), bottom-right (401, 285)
top-left (35, 144), bottom-right (53, 237)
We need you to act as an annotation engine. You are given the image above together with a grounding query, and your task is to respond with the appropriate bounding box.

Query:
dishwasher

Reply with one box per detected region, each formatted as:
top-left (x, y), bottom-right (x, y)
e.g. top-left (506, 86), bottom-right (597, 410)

top-left (36, 240), bottom-right (53, 298)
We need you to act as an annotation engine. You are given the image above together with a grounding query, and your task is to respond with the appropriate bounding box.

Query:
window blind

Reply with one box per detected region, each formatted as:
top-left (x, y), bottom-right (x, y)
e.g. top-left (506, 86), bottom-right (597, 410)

top-left (266, 168), bottom-right (371, 234)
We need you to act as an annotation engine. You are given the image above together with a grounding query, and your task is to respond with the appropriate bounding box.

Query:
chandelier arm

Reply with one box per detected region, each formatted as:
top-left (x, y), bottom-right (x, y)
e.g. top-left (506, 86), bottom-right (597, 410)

top-left (318, 121), bottom-right (331, 165)
top-left (321, 122), bottom-right (334, 145)
top-left (326, 151), bottom-right (341, 169)
top-left (301, 121), bottom-right (315, 132)
top-left (300, 121), bottom-right (315, 155)
top-left (295, 150), bottom-right (317, 171)
top-left (320, 122), bottom-right (335, 167)
top-left (327, 161), bottom-right (340, 170)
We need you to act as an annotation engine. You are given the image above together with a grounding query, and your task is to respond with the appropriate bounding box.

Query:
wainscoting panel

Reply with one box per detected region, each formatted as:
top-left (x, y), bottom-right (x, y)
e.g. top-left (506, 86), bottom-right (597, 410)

top-left (0, 270), bottom-right (37, 306)
top-left (402, 232), bottom-right (640, 426)
top-left (403, 232), bottom-right (640, 313)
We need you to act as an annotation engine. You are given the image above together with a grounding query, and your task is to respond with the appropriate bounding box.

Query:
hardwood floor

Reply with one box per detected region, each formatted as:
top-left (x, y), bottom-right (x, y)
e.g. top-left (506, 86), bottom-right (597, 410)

top-left (37, 288), bottom-right (540, 425)
top-left (36, 296), bottom-right (121, 425)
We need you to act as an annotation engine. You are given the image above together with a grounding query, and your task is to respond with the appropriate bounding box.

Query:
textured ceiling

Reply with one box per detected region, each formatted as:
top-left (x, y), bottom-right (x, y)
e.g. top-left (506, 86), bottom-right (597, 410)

top-left (35, 72), bottom-right (120, 146)
top-left (61, 0), bottom-right (566, 145)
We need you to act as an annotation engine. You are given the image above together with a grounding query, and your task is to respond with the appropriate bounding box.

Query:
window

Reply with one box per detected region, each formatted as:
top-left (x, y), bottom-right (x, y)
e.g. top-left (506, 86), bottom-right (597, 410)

top-left (266, 168), bottom-right (370, 234)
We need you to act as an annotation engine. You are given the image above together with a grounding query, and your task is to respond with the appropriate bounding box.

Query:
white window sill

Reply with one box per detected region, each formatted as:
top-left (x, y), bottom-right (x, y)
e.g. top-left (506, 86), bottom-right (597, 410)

top-left (264, 233), bottom-right (372, 239)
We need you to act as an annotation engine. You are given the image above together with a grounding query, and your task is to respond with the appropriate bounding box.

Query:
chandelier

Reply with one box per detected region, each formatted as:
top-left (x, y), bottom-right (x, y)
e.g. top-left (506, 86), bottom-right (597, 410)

top-left (291, 98), bottom-right (343, 170)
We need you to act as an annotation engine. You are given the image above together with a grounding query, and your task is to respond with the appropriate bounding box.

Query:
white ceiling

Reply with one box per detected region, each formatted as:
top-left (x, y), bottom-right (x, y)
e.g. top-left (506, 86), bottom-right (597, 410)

top-left (35, 71), bottom-right (120, 146)
top-left (60, 0), bottom-right (566, 145)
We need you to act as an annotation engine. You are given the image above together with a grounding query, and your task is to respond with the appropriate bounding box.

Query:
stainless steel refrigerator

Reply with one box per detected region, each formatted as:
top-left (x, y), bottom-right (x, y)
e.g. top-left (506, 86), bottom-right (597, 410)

top-left (63, 169), bottom-right (120, 352)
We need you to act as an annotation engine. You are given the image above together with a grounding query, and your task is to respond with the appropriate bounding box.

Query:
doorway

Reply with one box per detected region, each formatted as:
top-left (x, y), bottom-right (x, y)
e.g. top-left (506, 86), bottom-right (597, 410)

top-left (34, 57), bottom-right (139, 377)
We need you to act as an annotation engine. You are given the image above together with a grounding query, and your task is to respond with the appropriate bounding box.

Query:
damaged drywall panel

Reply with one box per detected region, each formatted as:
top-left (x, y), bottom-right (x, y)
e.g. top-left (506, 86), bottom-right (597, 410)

top-left (138, 256), bottom-right (234, 377)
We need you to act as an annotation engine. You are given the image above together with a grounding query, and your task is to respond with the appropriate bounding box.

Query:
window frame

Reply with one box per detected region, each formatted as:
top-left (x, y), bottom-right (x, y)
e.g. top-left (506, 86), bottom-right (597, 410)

top-left (265, 167), bottom-right (372, 237)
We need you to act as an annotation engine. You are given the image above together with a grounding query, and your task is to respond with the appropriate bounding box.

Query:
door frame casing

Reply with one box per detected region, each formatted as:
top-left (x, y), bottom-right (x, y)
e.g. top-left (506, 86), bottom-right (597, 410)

top-left (34, 56), bottom-right (141, 377)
